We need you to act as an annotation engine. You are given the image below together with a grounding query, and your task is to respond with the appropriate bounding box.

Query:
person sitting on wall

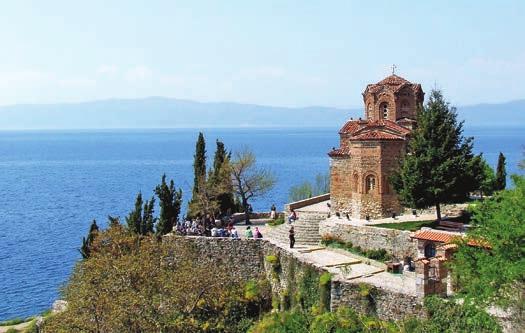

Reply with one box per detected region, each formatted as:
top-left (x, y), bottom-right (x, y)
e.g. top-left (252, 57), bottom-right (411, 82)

top-left (288, 209), bottom-right (297, 224)
top-left (254, 227), bottom-right (263, 239)
top-left (231, 226), bottom-right (239, 239)
top-left (245, 226), bottom-right (253, 238)
top-left (211, 226), bottom-right (218, 237)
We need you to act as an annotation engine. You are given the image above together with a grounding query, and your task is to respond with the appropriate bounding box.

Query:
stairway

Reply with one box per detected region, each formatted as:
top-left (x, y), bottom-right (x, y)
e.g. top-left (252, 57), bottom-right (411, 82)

top-left (265, 211), bottom-right (328, 246)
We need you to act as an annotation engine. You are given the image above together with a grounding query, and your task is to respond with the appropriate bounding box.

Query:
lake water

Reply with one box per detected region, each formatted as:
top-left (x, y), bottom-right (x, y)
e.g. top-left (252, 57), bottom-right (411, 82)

top-left (0, 126), bottom-right (524, 320)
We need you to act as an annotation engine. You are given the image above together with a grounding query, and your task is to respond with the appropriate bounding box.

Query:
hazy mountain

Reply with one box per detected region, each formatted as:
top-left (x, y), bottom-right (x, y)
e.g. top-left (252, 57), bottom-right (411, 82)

top-left (0, 97), bottom-right (523, 130)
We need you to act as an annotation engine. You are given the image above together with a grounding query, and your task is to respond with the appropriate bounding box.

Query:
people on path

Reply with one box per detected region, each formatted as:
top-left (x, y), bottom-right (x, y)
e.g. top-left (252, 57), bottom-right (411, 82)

top-left (245, 226), bottom-right (253, 238)
top-left (254, 227), bottom-right (263, 239)
top-left (289, 226), bottom-right (295, 248)
top-left (270, 204), bottom-right (277, 219)
top-left (288, 209), bottom-right (297, 224)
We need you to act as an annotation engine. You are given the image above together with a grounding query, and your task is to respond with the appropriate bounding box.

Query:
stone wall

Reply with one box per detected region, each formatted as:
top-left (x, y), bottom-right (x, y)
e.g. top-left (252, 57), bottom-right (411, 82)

top-left (165, 235), bottom-right (423, 321)
top-left (331, 280), bottom-right (424, 320)
top-left (285, 193), bottom-right (331, 212)
top-left (319, 218), bottom-right (418, 260)
top-left (163, 235), bottom-right (267, 281)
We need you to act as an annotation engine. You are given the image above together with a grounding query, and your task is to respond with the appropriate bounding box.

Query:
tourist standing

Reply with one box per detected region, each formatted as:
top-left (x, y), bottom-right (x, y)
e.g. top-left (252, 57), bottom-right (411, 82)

top-left (289, 226), bottom-right (295, 248)
top-left (270, 204), bottom-right (277, 219)
top-left (245, 226), bottom-right (253, 238)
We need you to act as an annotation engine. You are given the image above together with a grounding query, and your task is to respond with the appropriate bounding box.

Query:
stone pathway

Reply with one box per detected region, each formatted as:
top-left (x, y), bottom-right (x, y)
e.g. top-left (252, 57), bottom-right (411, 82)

top-left (267, 238), bottom-right (417, 296)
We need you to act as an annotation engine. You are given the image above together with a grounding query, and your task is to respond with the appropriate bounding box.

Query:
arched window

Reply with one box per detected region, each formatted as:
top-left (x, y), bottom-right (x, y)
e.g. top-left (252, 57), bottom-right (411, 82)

top-left (379, 102), bottom-right (388, 119)
top-left (365, 175), bottom-right (376, 193)
top-left (424, 243), bottom-right (436, 258)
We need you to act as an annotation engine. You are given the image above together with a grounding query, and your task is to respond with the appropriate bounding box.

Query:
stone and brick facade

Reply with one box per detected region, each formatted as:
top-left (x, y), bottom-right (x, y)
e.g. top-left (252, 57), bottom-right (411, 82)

top-left (329, 74), bottom-right (424, 219)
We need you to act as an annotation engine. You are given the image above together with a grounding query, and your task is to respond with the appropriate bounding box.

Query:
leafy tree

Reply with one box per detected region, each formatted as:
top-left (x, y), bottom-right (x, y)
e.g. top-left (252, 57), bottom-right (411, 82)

top-left (230, 148), bottom-right (276, 224)
top-left (79, 219), bottom-right (99, 259)
top-left (495, 152), bottom-right (507, 190)
top-left (44, 227), bottom-right (270, 332)
top-left (155, 174), bottom-right (182, 235)
top-left (188, 132), bottom-right (207, 217)
top-left (472, 155), bottom-right (496, 198)
top-left (289, 173), bottom-right (330, 202)
top-left (400, 296), bottom-right (502, 333)
top-left (391, 89), bottom-right (479, 220)
top-left (449, 175), bottom-right (525, 320)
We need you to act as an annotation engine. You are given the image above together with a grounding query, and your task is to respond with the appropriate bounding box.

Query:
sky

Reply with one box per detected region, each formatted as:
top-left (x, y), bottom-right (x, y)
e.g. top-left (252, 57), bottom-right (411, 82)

top-left (0, 0), bottom-right (523, 108)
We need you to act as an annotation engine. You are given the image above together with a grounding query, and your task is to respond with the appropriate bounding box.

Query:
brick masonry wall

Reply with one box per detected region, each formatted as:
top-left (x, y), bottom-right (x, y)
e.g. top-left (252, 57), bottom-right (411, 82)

top-left (319, 218), bottom-right (418, 260)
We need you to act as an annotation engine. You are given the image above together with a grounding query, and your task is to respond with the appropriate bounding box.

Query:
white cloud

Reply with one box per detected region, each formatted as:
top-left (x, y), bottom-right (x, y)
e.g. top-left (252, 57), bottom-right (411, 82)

top-left (96, 65), bottom-right (118, 76)
top-left (125, 65), bottom-right (153, 82)
top-left (0, 70), bottom-right (52, 86)
top-left (57, 78), bottom-right (96, 87)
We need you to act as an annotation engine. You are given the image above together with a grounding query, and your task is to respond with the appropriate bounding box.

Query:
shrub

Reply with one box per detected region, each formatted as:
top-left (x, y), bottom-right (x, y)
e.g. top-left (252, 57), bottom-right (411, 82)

top-left (268, 217), bottom-right (285, 226)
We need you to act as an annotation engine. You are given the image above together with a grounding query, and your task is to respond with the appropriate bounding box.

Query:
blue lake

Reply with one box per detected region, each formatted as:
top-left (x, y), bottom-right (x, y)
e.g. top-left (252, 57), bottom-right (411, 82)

top-left (0, 126), bottom-right (524, 320)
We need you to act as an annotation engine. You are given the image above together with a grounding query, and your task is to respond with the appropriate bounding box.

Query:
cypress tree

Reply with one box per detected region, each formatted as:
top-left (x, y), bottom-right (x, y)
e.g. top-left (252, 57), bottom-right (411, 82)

top-left (495, 152), bottom-right (507, 191)
top-left (155, 174), bottom-right (182, 235)
top-left (126, 192), bottom-right (143, 234)
top-left (188, 132), bottom-right (207, 217)
top-left (141, 197), bottom-right (155, 235)
top-left (210, 139), bottom-right (235, 215)
top-left (79, 219), bottom-right (99, 259)
top-left (391, 89), bottom-right (478, 221)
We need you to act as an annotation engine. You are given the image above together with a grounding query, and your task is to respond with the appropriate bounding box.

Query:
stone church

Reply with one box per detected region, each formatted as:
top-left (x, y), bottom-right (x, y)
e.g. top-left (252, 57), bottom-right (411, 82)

top-left (329, 74), bottom-right (424, 219)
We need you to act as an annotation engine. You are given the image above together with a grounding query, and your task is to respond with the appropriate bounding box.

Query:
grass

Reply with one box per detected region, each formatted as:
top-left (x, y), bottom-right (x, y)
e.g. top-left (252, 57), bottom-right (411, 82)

top-left (0, 318), bottom-right (31, 326)
top-left (372, 219), bottom-right (438, 231)
top-left (321, 236), bottom-right (392, 262)
top-left (267, 217), bottom-right (285, 227)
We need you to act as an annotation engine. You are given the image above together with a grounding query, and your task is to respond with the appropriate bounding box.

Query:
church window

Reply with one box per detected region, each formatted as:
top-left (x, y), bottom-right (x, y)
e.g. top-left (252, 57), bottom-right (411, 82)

top-left (380, 102), bottom-right (388, 119)
top-left (365, 175), bottom-right (376, 193)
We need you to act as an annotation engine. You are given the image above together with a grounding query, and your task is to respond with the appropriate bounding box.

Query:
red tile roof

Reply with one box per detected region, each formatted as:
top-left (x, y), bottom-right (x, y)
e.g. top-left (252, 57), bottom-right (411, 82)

top-left (411, 230), bottom-right (459, 243)
top-left (328, 147), bottom-right (351, 157)
top-left (349, 130), bottom-right (404, 140)
top-left (364, 74), bottom-right (423, 95)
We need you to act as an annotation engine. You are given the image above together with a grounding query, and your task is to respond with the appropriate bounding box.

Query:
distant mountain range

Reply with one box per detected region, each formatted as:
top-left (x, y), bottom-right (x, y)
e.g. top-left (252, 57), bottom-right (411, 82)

top-left (0, 97), bottom-right (523, 130)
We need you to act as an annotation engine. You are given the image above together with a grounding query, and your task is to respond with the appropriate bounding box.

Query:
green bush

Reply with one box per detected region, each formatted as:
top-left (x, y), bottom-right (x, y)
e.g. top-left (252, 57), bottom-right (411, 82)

top-left (268, 217), bottom-right (285, 226)
top-left (6, 328), bottom-right (20, 333)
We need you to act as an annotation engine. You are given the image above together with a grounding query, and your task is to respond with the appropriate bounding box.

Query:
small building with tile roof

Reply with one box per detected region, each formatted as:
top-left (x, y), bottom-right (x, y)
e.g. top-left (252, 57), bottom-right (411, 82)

top-left (329, 74), bottom-right (424, 219)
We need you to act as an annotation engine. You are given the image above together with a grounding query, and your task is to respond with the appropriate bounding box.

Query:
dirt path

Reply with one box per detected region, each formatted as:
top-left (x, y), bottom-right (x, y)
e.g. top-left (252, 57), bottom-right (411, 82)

top-left (0, 320), bottom-right (33, 333)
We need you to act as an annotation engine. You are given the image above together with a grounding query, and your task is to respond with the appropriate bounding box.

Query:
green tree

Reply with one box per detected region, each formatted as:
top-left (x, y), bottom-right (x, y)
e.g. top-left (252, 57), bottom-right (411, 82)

top-left (141, 196), bottom-right (155, 235)
top-left (125, 192), bottom-right (143, 234)
top-left (188, 132), bottom-right (207, 217)
top-left (155, 174), bottom-right (182, 235)
top-left (450, 175), bottom-right (525, 319)
top-left (231, 148), bottom-right (276, 225)
top-left (289, 173), bottom-right (330, 202)
top-left (476, 156), bottom-right (496, 198)
top-left (79, 219), bottom-right (99, 259)
top-left (495, 152), bottom-right (507, 190)
top-left (44, 227), bottom-right (270, 333)
top-left (391, 89), bottom-right (479, 220)
top-left (210, 139), bottom-right (236, 214)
